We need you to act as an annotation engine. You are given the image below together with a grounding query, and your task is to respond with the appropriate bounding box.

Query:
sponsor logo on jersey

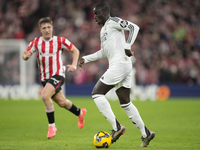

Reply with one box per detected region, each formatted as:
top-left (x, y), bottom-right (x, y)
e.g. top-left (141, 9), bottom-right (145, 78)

top-left (39, 52), bottom-right (57, 57)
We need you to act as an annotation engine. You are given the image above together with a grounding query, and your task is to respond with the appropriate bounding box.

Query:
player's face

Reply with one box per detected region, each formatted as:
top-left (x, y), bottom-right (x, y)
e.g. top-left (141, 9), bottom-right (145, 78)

top-left (93, 7), bottom-right (107, 25)
top-left (40, 23), bottom-right (53, 41)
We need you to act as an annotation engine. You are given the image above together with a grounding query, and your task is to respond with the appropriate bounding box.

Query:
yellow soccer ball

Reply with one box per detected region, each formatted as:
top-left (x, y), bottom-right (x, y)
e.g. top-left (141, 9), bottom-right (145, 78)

top-left (93, 131), bottom-right (111, 148)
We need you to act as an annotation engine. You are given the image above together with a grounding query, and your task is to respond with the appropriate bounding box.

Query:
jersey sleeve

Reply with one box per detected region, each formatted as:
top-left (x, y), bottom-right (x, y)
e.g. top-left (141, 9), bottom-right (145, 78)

top-left (61, 37), bottom-right (73, 50)
top-left (110, 17), bottom-right (140, 50)
top-left (26, 38), bottom-right (37, 53)
top-left (82, 49), bottom-right (106, 63)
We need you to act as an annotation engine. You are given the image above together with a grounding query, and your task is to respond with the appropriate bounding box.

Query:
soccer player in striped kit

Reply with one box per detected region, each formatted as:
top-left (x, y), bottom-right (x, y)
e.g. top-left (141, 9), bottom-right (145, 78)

top-left (22, 17), bottom-right (86, 139)
top-left (79, 3), bottom-right (155, 147)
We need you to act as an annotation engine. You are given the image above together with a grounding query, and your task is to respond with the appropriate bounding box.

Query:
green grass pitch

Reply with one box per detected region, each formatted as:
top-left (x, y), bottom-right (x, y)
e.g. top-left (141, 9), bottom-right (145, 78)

top-left (0, 97), bottom-right (200, 150)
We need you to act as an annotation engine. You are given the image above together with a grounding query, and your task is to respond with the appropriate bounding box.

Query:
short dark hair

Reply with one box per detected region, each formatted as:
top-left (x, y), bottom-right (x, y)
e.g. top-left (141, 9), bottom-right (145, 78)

top-left (38, 17), bottom-right (53, 28)
top-left (95, 3), bottom-right (110, 13)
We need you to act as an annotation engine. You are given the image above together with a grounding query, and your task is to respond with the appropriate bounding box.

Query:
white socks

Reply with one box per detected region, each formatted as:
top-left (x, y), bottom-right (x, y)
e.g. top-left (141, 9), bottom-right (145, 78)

top-left (49, 123), bottom-right (55, 127)
top-left (120, 102), bottom-right (147, 138)
top-left (92, 94), bottom-right (148, 137)
top-left (92, 94), bottom-right (118, 131)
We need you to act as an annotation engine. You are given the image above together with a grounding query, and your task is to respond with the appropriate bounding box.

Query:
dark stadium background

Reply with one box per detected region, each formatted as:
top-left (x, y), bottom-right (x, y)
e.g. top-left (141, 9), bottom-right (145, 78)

top-left (0, 0), bottom-right (200, 98)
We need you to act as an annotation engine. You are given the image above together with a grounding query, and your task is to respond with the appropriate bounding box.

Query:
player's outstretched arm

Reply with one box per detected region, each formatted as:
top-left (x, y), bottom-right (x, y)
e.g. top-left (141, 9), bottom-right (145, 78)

top-left (78, 49), bottom-right (106, 70)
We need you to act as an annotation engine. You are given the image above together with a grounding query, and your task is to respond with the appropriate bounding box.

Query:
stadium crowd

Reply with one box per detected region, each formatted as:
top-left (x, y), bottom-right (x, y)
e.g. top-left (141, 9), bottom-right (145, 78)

top-left (1, 0), bottom-right (200, 85)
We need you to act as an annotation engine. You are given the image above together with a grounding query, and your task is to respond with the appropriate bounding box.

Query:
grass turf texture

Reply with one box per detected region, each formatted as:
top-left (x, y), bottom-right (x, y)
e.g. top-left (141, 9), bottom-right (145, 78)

top-left (0, 97), bottom-right (200, 150)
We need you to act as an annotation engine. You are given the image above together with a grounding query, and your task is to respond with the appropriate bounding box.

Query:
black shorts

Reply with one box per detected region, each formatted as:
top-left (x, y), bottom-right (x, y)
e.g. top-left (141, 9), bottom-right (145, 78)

top-left (42, 75), bottom-right (64, 96)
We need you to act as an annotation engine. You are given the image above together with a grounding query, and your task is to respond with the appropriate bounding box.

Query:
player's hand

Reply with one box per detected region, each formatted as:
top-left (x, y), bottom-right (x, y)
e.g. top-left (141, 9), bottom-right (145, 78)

top-left (125, 49), bottom-right (134, 57)
top-left (66, 65), bottom-right (77, 72)
top-left (78, 58), bottom-right (85, 70)
top-left (26, 51), bottom-right (33, 58)
top-left (22, 51), bottom-right (33, 60)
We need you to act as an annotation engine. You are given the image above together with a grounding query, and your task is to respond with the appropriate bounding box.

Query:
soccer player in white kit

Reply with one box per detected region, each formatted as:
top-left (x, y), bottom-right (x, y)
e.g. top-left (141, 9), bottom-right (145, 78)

top-left (22, 17), bottom-right (86, 139)
top-left (79, 3), bottom-right (155, 147)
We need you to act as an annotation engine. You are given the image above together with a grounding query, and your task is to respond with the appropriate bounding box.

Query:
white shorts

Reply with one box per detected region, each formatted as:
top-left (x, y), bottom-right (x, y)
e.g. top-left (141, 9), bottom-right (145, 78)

top-left (100, 61), bottom-right (132, 90)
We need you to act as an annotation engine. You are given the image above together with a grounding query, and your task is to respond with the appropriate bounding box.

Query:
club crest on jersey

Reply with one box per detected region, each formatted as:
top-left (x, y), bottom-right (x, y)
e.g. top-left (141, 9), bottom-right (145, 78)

top-left (120, 20), bottom-right (128, 28)
top-left (53, 42), bottom-right (57, 47)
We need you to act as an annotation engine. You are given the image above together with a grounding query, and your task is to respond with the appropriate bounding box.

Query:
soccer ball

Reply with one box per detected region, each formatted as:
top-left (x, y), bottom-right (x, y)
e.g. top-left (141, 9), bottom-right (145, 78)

top-left (93, 131), bottom-right (111, 148)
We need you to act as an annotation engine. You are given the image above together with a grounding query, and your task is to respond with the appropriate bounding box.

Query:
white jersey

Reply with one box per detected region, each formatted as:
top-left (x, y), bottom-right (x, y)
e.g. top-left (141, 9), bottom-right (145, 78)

top-left (27, 36), bottom-right (73, 81)
top-left (83, 17), bottom-right (139, 67)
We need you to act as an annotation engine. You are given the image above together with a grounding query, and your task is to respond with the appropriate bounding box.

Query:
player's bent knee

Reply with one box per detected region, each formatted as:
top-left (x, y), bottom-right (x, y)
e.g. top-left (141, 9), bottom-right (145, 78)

top-left (41, 92), bottom-right (50, 101)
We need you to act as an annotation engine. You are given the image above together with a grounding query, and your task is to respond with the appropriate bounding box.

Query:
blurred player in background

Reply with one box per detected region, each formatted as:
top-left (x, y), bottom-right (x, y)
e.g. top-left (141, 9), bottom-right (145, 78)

top-left (79, 3), bottom-right (155, 147)
top-left (22, 17), bottom-right (86, 139)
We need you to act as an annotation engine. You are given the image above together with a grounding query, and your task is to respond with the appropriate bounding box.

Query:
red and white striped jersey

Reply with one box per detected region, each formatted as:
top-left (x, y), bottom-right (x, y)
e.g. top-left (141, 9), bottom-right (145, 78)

top-left (27, 36), bottom-right (73, 81)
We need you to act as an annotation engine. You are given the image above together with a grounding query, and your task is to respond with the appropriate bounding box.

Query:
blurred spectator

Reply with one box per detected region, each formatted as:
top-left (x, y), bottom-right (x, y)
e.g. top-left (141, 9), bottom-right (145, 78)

top-left (0, 0), bottom-right (200, 85)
